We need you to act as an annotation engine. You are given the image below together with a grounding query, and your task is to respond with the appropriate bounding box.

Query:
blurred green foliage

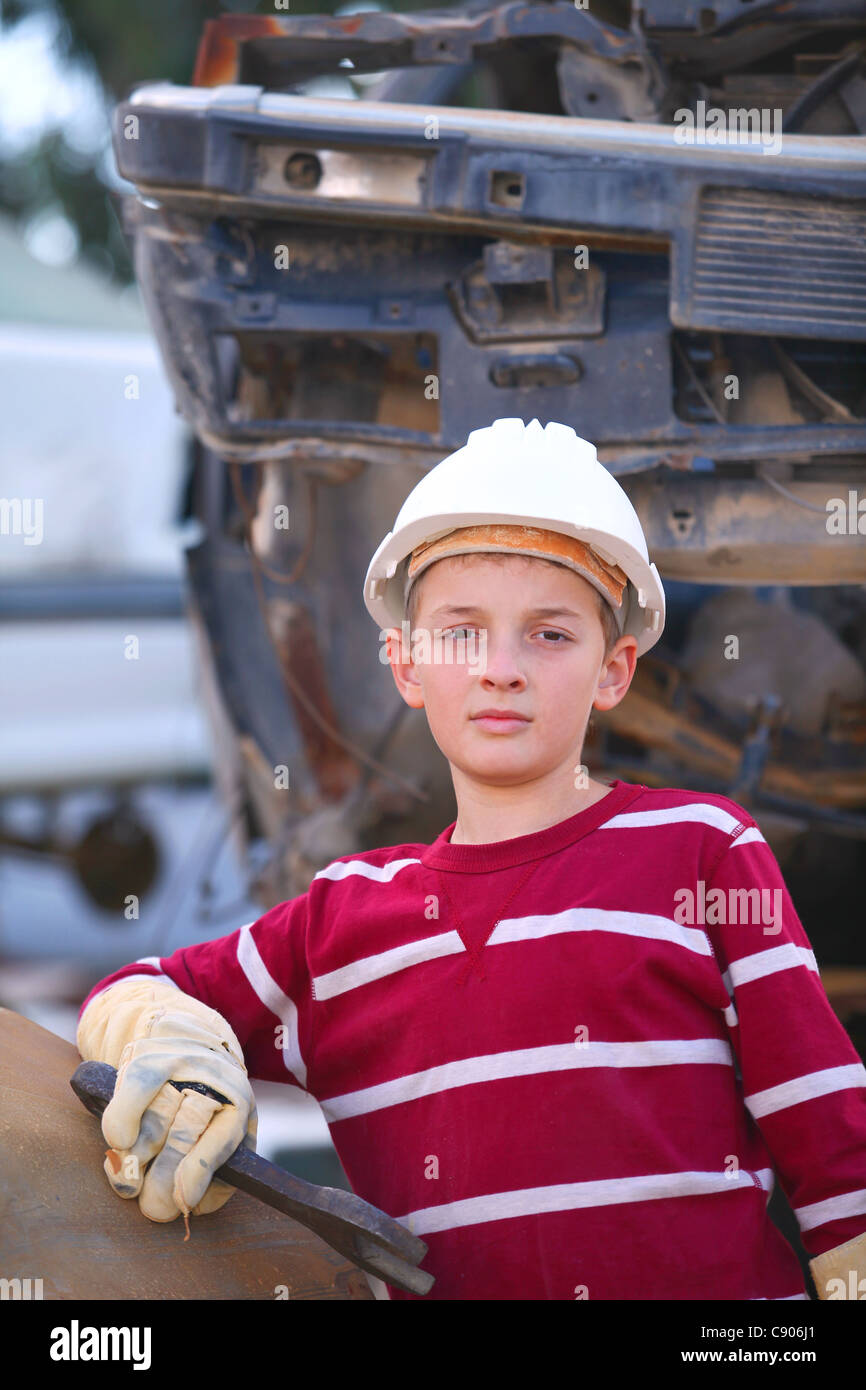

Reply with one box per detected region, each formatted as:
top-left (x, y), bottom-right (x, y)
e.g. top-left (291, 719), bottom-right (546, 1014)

top-left (0, 0), bottom-right (461, 282)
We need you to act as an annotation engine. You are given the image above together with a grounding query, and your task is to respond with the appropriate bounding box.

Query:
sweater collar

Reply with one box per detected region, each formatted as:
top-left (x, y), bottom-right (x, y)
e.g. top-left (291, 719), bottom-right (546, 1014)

top-left (420, 779), bottom-right (646, 873)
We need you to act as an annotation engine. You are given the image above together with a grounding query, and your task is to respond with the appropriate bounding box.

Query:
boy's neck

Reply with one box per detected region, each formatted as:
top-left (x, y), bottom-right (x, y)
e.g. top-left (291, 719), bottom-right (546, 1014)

top-left (449, 776), bottom-right (614, 846)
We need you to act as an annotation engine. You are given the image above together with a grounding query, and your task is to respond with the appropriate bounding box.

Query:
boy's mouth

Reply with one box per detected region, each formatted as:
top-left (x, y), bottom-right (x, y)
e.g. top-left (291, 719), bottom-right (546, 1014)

top-left (470, 708), bottom-right (531, 731)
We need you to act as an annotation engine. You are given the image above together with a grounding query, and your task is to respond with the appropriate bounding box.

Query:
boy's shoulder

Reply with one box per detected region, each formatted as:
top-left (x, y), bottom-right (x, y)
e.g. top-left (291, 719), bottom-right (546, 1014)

top-left (606, 781), bottom-right (766, 878)
top-left (624, 781), bottom-right (759, 837)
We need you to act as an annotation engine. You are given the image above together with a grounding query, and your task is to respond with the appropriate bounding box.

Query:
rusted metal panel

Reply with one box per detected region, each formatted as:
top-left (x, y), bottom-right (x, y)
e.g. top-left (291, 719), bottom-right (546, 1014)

top-left (623, 474), bottom-right (866, 584)
top-left (191, 4), bottom-right (649, 93)
top-left (598, 653), bottom-right (866, 811)
top-left (0, 1009), bottom-right (373, 1300)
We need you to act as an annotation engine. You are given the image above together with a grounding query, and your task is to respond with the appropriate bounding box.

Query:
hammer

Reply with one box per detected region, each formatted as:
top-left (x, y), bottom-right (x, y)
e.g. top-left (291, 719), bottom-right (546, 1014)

top-left (71, 1060), bottom-right (434, 1297)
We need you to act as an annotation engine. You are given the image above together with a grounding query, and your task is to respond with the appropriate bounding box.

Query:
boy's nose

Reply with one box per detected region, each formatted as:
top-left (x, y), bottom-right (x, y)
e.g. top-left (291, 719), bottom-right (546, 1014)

top-left (476, 634), bottom-right (527, 686)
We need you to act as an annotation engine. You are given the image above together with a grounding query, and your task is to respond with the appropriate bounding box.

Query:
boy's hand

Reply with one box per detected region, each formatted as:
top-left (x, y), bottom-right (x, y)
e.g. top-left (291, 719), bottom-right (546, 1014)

top-left (78, 978), bottom-right (257, 1224)
top-left (102, 1013), bottom-right (257, 1221)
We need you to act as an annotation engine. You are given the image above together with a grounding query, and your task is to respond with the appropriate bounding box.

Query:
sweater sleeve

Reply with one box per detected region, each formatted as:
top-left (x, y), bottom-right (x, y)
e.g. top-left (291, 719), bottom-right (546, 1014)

top-left (77, 893), bottom-right (318, 1095)
top-left (702, 823), bottom-right (866, 1263)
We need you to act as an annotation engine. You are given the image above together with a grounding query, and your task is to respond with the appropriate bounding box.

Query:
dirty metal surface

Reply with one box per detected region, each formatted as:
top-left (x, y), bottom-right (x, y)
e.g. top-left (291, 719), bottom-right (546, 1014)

top-left (0, 1009), bottom-right (373, 1300)
top-left (110, 78), bottom-right (866, 468)
top-left (598, 654), bottom-right (866, 813)
top-left (191, 3), bottom-right (647, 91)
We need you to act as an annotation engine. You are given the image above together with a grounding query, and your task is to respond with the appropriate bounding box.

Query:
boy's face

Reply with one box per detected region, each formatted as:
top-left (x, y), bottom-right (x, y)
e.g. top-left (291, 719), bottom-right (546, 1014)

top-left (385, 552), bottom-right (637, 792)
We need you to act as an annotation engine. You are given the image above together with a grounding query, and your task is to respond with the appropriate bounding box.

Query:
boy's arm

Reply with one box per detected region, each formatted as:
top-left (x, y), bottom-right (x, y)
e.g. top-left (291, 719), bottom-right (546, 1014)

top-left (76, 892), bottom-right (316, 1223)
top-left (703, 824), bottom-right (866, 1300)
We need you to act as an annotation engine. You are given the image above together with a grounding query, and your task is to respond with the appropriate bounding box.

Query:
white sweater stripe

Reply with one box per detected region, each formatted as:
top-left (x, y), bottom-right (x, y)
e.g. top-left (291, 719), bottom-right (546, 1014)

top-left (745, 1063), bottom-right (866, 1120)
top-left (601, 804), bottom-right (753, 836)
top-left (237, 924), bottom-right (307, 1089)
top-left (397, 1167), bottom-right (775, 1236)
top-left (320, 1037), bottom-right (734, 1122)
top-left (722, 943), bottom-right (819, 997)
top-left (794, 1186), bottom-right (866, 1232)
top-left (314, 930), bottom-right (465, 1001)
top-left (313, 856), bottom-right (422, 884)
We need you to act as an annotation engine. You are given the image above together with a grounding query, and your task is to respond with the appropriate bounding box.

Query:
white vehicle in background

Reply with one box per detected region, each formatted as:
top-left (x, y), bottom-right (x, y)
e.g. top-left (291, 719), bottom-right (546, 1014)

top-left (0, 324), bottom-right (210, 787)
top-left (0, 220), bottom-right (219, 940)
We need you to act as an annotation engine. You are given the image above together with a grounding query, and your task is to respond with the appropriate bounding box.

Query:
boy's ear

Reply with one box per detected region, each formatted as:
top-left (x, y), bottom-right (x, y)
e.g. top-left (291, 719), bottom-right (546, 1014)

top-left (384, 627), bottom-right (426, 710)
top-left (592, 636), bottom-right (638, 713)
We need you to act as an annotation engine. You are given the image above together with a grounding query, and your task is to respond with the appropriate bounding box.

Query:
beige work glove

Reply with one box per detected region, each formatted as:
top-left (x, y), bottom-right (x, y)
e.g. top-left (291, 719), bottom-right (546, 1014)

top-left (77, 977), bottom-right (257, 1227)
top-left (809, 1229), bottom-right (866, 1300)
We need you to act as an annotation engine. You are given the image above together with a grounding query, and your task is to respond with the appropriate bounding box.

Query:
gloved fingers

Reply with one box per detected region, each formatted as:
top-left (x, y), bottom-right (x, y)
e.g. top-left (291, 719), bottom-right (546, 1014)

top-left (191, 1175), bottom-right (237, 1216)
top-left (105, 1084), bottom-right (256, 1217)
top-left (102, 1038), bottom-right (249, 1150)
top-left (102, 1046), bottom-right (202, 1150)
top-left (187, 1095), bottom-right (258, 1214)
top-left (172, 1097), bottom-right (251, 1216)
top-left (126, 1033), bottom-right (251, 1099)
top-left (103, 1146), bottom-right (145, 1199)
top-left (103, 1082), bottom-right (186, 1198)
top-left (137, 1089), bottom-right (223, 1222)
top-left (246, 1096), bottom-right (258, 1146)
top-left (104, 1077), bottom-right (250, 1214)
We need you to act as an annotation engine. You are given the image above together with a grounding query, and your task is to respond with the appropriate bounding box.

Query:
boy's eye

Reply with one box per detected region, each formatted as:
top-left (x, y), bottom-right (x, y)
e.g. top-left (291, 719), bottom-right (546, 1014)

top-left (440, 626), bottom-right (569, 643)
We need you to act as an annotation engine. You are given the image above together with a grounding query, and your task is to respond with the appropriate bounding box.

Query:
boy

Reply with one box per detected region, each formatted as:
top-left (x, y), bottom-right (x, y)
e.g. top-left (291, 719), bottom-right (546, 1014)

top-left (77, 417), bottom-right (866, 1300)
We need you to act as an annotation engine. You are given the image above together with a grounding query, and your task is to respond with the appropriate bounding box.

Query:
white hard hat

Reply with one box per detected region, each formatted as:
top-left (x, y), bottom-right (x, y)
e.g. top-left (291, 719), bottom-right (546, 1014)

top-left (363, 417), bottom-right (666, 656)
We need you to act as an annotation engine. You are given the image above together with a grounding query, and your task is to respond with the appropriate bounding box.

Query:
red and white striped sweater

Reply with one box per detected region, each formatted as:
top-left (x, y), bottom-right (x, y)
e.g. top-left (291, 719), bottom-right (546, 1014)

top-left (79, 779), bottom-right (866, 1300)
